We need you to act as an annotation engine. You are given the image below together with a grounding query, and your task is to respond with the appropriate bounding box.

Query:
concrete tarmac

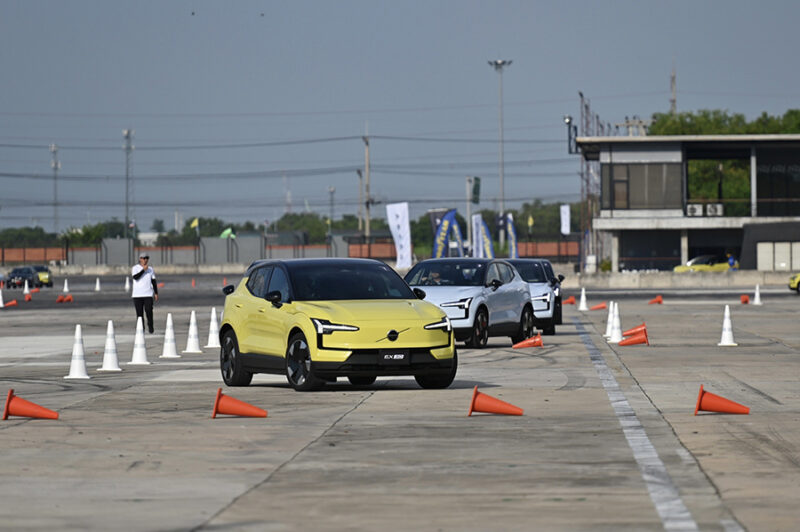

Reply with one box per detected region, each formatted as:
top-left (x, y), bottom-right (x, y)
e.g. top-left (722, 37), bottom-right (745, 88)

top-left (1, 279), bottom-right (798, 531)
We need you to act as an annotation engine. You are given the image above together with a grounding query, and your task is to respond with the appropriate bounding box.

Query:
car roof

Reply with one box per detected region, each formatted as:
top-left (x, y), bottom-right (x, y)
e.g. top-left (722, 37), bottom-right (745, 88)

top-left (414, 258), bottom-right (506, 265)
top-left (246, 257), bottom-right (386, 275)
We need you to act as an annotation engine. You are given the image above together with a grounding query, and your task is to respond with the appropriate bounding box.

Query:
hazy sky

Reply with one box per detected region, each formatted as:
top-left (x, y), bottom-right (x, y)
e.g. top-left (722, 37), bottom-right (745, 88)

top-left (2, 1), bottom-right (799, 233)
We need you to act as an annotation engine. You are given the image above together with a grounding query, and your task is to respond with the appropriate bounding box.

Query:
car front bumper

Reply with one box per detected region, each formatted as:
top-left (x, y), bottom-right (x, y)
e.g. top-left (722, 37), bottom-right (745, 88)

top-left (312, 346), bottom-right (455, 377)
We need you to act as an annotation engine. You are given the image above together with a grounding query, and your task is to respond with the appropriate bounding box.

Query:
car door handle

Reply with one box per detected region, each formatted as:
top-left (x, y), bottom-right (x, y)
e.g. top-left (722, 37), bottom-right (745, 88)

top-left (235, 303), bottom-right (243, 308)
top-left (258, 308), bottom-right (267, 313)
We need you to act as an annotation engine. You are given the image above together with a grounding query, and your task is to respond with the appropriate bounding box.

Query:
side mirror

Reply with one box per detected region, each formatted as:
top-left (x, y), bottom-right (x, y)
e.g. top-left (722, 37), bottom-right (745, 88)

top-left (558, 274), bottom-right (565, 283)
top-left (266, 290), bottom-right (283, 308)
top-left (413, 287), bottom-right (426, 300)
top-left (222, 284), bottom-right (235, 295)
top-left (489, 279), bottom-right (503, 290)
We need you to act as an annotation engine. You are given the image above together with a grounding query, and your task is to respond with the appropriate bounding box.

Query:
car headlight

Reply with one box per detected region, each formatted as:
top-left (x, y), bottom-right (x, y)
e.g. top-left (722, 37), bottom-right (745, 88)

top-left (440, 297), bottom-right (473, 310)
top-left (424, 316), bottom-right (452, 332)
top-left (553, 287), bottom-right (560, 297)
top-left (311, 318), bottom-right (359, 335)
top-left (531, 292), bottom-right (551, 303)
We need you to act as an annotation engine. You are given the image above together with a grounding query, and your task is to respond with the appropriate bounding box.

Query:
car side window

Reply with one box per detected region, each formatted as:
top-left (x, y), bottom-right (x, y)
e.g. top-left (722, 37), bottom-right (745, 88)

top-left (486, 263), bottom-right (501, 285)
top-left (267, 267), bottom-right (290, 302)
top-left (246, 266), bottom-right (272, 299)
top-left (543, 261), bottom-right (555, 281)
top-left (499, 263), bottom-right (514, 283)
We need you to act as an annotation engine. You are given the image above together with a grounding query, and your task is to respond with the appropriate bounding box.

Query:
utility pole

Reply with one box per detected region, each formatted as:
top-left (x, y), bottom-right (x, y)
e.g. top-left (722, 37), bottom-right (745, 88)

top-left (356, 169), bottom-right (363, 231)
top-left (670, 61), bottom-right (677, 115)
top-left (50, 144), bottom-right (60, 233)
top-left (328, 186), bottom-right (335, 229)
top-left (362, 135), bottom-right (371, 241)
top-left (123, 129), bottom-right (134, 265)
top-left (466, 176), bottom-right (473, 251)
top-left (489, 59), bottom-right (511, 249)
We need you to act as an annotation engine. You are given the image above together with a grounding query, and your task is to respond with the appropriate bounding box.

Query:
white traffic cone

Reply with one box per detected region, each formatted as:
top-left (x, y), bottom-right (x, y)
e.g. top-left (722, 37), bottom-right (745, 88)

top-left (98, 320), bottom-right (122, 371)
top-left (64, 324), bottom-right (91, 379)
top-left (603, 301), bottom-right (614, 338)
top-left (204, 307), bottom-right (221, 348)
top-left (717, 305), bottom-right (738, 347)
top-left (124, 276), bottom-right (130, 292)
top-left (23, 280), bottom-right (30, 295)
top-left (160, 313), bottom-right (180, 359)
top-left (0, 289), bottom-right (4, 309)
top-left (182, 310), bottom-right (203, 353)
top-left (753, 284), bottom-right (762, 306)
top-left (62, 279), bottom-right (70, 293)
top-left (608, 302), bottom-right (623, 344)
top-left (95, 277), bottom-right (101, 292)
top-left (128, 317), bottom-right (150, 365)
top-left (578, 287), bottom-right (588, 312)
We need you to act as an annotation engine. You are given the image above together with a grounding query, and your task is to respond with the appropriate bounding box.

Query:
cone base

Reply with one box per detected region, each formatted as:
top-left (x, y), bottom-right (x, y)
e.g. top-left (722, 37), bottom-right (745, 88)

top-left (63, 375), bottom-right (91, 379)
top-left (182, 349), bottom-right (203, 354)
top-left (127, 361), bottom-right (151, 365)
top-left (97, 368), bottom-right (123, 372)
top-left (717, 341), bottom-right (738, 347)
top-left (159, 354), bottom-right (181, 359)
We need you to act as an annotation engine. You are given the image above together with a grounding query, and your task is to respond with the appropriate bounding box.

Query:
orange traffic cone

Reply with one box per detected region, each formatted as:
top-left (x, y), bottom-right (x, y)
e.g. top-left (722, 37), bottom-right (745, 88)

top-left (694, 385), bottom-right (749, 415)
top-left (56, 294), bottom-right (65, 303)
top-left (4, 299), bottom-right (18, 308)
top-left (619, 329), bottom-right (649, 346)
top-left (468, 386), bottom-right (523, 416)
top-left (64, 294), bottom-right (73, 303)
top-left (648, 294), bottom-right (663, 305)
top-left (222, 277), bottom-right (227, 286)
top-left (590, 302), bottom-right (607, 311)
top-left (24, 294), bottom-right (32, 302)
top-left (512, 333), bottom-right (543, 349)
top-left (31, 287), bottom-right (40, 294)
top-left (563, 295), bottom-right (576, 305)
top-left (740, 294), bottom-right (750, 304)
top-left (157, 282), bottom-right (165, 288)
top-left (623, 322), bottom-right (646, 337)
top-left (191, 278), bottom-right (196, 288)
top-left (212, 388), bottom-right (267, 418)
top-left (3, 389), bottom-right (59, 420)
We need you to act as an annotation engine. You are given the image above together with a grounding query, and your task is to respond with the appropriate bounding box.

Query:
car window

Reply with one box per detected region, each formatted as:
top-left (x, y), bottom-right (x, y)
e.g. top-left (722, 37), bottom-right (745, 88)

top-left (246, 265), bottom-right (272, 299)
top-left (512, 261), bottom-right (547, 283)
top-left (405, 261), bottom-right (486, 287)
top-left (267, 267), bottom-right (291, 301)
top-left (499, 263), bottom-right (514, 283)
top-left (291, 262), bottom-right (416, 300)
top-left (486, 263), bottom-right (501, 285)
top-left (542, 261), bottom-right (555, 281)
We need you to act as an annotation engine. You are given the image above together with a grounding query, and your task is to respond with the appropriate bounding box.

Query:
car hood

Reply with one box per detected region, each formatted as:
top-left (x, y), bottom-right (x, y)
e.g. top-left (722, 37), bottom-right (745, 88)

top-left (411, 285), bottom-right (483, 305)
top-left (293, 299), bottom-right (444, 323)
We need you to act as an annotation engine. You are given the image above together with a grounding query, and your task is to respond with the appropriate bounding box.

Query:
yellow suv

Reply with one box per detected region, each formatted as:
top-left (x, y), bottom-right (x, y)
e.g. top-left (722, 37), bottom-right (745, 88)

top-left (219, 259), bottom-right (456, 391)
top-left (789, 273), bottom-right (800, 293)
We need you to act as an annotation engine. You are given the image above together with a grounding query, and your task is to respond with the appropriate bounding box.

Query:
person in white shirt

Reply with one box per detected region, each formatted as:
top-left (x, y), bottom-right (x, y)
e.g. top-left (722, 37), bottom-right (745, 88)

top-left (131, 253), bottom-right (159, 333)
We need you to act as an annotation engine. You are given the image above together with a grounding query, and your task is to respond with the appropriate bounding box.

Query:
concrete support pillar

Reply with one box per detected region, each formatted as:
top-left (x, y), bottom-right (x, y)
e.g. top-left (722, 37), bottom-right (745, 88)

top-left (750, 146), bottom-right (757, 217)
top-left (611, 231), bottom-right (620, 272)
top-left (680, 229), bottom-right (689, 265)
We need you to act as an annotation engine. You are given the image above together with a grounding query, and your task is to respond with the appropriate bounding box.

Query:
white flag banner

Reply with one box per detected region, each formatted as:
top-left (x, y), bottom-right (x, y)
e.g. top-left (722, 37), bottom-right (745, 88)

top-left (386, 202), bottom-right (412, 269)
top-left (471, 213), bottom-right (484, 258)
top-left (560, 204), bottom-right (571, 236)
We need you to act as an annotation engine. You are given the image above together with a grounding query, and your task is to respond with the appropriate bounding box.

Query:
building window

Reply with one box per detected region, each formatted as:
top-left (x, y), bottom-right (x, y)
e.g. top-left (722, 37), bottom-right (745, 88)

top-left (757, 152), bottom-right (800, 216)
top-left (601, 163), bottom-right (681, 210)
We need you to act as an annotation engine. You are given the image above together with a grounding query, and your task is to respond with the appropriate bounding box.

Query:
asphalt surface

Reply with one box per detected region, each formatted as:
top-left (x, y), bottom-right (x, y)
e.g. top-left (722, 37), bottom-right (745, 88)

top-left (1, 277), bottom-right (799, 531)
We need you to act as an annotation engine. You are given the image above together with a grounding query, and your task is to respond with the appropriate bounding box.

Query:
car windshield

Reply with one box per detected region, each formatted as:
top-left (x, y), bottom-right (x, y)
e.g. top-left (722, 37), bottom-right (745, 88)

top-left (687, 255), bottom-right (717, 266)
top-left (510, 261), bottom-right (547, 283)
top-left (405, 261), bottom-right (486, 286)
top-left (288, 262), bottom-right (415, 301)
top-left (10, 268), bottom-right (26, 275)
top-left (33, 266), bottom-right (48, 272)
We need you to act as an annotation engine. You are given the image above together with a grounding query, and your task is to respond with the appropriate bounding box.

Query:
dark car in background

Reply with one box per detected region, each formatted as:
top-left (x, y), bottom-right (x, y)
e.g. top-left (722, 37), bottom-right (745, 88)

top-left (6, 266), bottom-right (40, 288)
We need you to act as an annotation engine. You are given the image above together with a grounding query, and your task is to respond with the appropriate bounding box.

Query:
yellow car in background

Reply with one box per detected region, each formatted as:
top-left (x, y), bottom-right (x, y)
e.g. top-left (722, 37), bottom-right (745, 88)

top-left (219, 258), bottom-right (456, 391)
top-left (789, 273), bottom-right (800, 293)
top-left (33, 265), bottom-right (53, 287)
top-left (673, 254), bottom-right (738, 272)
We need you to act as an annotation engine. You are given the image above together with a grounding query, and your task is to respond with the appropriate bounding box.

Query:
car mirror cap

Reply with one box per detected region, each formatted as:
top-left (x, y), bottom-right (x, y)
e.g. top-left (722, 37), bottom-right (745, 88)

top-left (558, 274), bottom-right (565, 282)
top-left (413, 288), bottom-right (426, 300)
top-left (222, 284), bottom-right (235, 295)
top-left (266, 290), bottom-right (283, 307)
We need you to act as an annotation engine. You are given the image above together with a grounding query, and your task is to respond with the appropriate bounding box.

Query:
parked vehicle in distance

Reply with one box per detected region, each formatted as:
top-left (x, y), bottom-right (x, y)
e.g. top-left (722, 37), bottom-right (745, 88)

top-left (6, 266), bottom-right (40, 288)
top-left (404, 258), bottom-right (533, 348)
top-left (508, 259), bottom-right (562, 335)
top-left (789, 272), bottom-right (800, 293)
top-left (673, 254), bottom-right (738, 272)
top-left (219, 258), bottom-right (457, 391)
top-left (32, 265), bottom-right (53, 287)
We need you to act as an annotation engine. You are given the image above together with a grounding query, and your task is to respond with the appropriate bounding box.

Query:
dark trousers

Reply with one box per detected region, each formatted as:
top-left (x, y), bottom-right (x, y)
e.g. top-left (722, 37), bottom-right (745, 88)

top-left (133, 297), bottom-right (154, 332)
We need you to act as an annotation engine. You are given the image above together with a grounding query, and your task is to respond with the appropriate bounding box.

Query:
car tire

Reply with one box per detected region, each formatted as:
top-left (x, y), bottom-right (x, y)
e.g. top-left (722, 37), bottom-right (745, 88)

top-left (220, 330), bottom-right (253, 387)
top-left (347, 376), bottom-right (376, 386)
top-left (511, 305), bottom-right (535, 344)
top-left (415, 349), bottom-right (457, 389)
top-left (554, 298), bottom-right (563, 325)
top-left (464, 308), bottom-right (489, 348)
top-left (285, 331), bottom-right (322, 391)
top-left (542, 321), bottom-right (556, 336)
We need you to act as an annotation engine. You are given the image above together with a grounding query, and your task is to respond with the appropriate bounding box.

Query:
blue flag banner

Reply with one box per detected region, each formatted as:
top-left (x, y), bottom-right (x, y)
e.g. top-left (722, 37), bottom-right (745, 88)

top-left (432, 209), bottom-right (457, 258)
top-left (481, 219), bottom-right (495, 259)
top-left (450, 214), bottom-right (465, 257)
top-left (506, 212), bottom-right (519, 259)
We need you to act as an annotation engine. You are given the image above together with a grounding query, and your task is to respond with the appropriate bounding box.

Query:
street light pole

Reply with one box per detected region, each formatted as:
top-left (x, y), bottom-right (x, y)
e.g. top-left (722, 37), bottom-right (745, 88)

top-left (489, 59), bottom-right (511, 249)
